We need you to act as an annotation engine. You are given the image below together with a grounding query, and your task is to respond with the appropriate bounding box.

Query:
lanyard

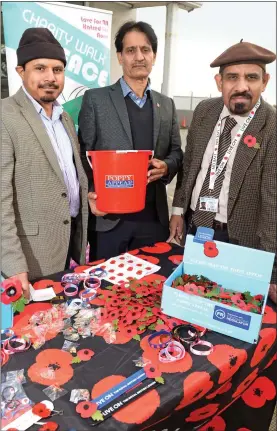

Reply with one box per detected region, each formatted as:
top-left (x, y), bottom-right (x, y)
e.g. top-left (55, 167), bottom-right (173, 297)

top-left (209, 99), bottom-right (261, 191)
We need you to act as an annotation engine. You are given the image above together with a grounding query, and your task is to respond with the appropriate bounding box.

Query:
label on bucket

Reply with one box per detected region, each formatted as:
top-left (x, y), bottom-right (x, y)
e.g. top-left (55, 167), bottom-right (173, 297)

top-left (105, 175), bottom-right (134, 188)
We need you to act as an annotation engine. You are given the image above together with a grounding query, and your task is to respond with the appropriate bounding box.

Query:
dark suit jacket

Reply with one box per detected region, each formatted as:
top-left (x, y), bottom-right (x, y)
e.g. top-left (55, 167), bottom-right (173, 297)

top-left (78, 79), bottom-right (183, 232)
top-left (173, 97), bottom-right (277, 283)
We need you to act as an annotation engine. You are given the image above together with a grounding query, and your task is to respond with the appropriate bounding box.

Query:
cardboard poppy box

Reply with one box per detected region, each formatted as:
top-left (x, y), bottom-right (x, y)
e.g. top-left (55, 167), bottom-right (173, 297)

top-left (161, 235), bottom-right (275, 344)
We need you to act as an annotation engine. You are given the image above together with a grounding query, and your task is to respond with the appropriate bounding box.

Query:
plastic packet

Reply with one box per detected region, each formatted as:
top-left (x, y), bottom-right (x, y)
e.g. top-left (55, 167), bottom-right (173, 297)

top-left (62, 340), bottom-right (79, 353)
top-left (2, 369), bottom-right (26, 385)
top-left (1, 380), bottom-right (34, 429)
top-left (70, 389), bottom-right (90, 404)
top-left (32, 324), bottom-right (48, 350)
top-left (133, 357), bottom-right (151, 368)
top-left (43, 385), bottom-right (68, 402)
top-left (97, 323), bottom-right (116, 344)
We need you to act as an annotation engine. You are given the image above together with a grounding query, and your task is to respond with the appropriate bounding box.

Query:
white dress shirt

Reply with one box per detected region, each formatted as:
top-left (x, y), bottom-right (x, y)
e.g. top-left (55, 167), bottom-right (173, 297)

top-left (172, 105), bottom-right (247, 223)
top-left (23, 86), bottom-right (80, 217)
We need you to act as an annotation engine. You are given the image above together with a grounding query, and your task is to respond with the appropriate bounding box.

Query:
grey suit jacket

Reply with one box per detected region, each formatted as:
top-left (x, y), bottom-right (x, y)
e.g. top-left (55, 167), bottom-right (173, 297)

top-left (1, 88), bottom-right (88, 280)
top-left (173, 97), bottom-right (277, 283)
top-left (78, 79), bottom-right (183, 232)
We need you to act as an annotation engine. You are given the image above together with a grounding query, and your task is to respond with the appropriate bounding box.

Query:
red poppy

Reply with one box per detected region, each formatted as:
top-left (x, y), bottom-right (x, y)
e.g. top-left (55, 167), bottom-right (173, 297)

top-left (244, 135), bottom-right (256, 148)
top-left (76, 401), bottom-right (97, 418)
top-left (250, 328), bottom-right (276, 368)
top-left (74, 265), bottom-right (90, 273)
top-left (136, 254), bottom-right (160, 265)
top-left (33, 279), bottom-right (63, 294)
top-left (175, 372), bottom-right (214, 410)
top-left (264, 353), bottom-right (276, 370)
top-left (262, 305), bottom-right (276, 324)
top-left (236, 428), bottom-right (251, 431)
top-left (38, 422), bottom-right (59, 431)
top-left (231, 294), bottom-right (247, 309)
top-left (1, 279), bottom-right (22, 304)
top-left (186, 403), bottom-right (219, 422)
top-left (127, 249), bottom-right (139, 255)
top-left (184, 283), bottom-right (200, 295)
top-left (87, 258), bottom-right (105, 266)
top-left (91, 375), bottom-right (160, 424)
top-left (241, 376), bottom-right (276, 408)
top-left (204, 242), bottom-right (219, 258)
top-left (6, 429), bottom-right (19, 431)
top-left (206, 380), bottom-right (232, 399)
top-left (28, 349), bottom-right (73, 386)
top-left (198, 415), bottom-right (226, 431)
top-left (207, 345), bottom-right (248, 384)
top-left (77, 349), bottom-right (94, 361)
top-left (144, 363), bottom-right (162, 378)
top-left (141, 242), bottom-right (172, 254)
top-left (140, 334), bottom-right (193, 374)
top-left (32, 403), bottom-right (51, 418)
top-left (168, 255), bottom-right (183, 265)
top-left (232, 368), bottom-right (259, 399)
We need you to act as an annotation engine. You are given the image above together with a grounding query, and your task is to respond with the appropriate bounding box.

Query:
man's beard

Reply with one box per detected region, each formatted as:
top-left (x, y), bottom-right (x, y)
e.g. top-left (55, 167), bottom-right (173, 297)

top-left (229, 92), bottom-right (252, 115)
top-left (40, 96), bottom-right (57, 103)
top-left (230, 102), bottom-right (250, 115)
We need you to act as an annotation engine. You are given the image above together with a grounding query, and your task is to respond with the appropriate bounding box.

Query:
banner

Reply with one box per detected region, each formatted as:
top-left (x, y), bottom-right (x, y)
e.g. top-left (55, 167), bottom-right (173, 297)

top-left (2, 1), bottom-right (112, 126)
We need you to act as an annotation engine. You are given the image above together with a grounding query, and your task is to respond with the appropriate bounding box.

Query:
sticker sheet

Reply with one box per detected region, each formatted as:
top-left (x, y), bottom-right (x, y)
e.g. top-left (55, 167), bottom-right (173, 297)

top-left (85, 253), bottom-right (160, 284)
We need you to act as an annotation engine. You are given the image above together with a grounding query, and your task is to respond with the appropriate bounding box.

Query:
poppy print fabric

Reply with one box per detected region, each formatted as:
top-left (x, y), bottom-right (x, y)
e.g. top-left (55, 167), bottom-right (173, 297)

top-left (2, 243), bottom-right (276, 431)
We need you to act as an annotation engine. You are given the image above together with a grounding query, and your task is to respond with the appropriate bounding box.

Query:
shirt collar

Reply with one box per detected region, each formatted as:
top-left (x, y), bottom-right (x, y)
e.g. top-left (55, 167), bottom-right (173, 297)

top-left (221, 104), bottom-right (248, 127)
top-left (120, 77), bottom-right (151, 99)
top-left (22, 85), bottom-right (63, 120)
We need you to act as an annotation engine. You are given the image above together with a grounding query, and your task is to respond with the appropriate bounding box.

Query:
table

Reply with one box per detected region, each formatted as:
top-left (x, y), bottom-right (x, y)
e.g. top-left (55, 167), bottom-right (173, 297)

top-left (3, 242), bottom-right (277, 431)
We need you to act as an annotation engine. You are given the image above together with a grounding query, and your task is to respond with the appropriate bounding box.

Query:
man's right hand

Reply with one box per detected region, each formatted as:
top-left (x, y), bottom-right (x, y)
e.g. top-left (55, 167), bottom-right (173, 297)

top-left (88, 192), bottom-right (107, 217)
top-left (167, 215), bottom-right (184, 244)
top-left (9, 272), bottom-right (30, 299)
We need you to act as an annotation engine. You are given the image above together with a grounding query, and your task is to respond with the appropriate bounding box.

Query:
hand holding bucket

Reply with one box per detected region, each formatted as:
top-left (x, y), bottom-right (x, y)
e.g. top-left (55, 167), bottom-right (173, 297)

top-left (86, 150), bottom-right (153, 214)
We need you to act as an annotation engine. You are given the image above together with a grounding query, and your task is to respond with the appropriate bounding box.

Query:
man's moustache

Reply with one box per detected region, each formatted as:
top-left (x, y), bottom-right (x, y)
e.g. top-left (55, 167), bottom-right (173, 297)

top-left (39, 84), bottom-right (59, 89)
top-left (231, 93), bottom-right (252, 99)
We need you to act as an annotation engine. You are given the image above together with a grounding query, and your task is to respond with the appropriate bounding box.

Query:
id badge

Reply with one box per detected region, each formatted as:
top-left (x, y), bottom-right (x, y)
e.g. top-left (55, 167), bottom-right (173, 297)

top-left (199, 196), bottom-right (218, 212)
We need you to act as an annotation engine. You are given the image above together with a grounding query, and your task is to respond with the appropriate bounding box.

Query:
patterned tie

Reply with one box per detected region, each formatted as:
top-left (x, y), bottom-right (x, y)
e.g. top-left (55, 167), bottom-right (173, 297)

top-left (193, 116), bottom-right (237, 228)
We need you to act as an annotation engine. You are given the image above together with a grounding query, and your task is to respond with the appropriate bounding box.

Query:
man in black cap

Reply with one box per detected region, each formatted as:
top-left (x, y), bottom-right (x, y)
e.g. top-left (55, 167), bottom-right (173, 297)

top-left (169, 40), bottom-right (277, 303)
top-left (1, 28), bottom-right (88, 297)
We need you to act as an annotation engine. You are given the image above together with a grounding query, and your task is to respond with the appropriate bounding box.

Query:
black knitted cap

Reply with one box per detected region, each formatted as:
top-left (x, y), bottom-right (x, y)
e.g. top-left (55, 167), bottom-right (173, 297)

top-left (17, 28), bottom-right (66, 67)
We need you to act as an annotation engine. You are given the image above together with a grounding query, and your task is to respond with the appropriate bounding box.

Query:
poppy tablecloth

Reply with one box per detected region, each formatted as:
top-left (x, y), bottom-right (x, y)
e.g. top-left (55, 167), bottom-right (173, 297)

top-left (3, 243), bottom-right (277, 431)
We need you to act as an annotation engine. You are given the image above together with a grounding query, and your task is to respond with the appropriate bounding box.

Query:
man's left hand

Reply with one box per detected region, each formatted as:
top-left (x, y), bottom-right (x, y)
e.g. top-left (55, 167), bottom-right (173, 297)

top-left (269, 284), bottom-right (277, 304)
top-left (148, 159), bottom-right (168, 183)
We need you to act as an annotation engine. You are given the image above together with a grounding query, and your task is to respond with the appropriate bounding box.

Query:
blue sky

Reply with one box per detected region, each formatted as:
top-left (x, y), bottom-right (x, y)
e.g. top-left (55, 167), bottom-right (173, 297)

top-left (137, 2), bottom-right (276, 104)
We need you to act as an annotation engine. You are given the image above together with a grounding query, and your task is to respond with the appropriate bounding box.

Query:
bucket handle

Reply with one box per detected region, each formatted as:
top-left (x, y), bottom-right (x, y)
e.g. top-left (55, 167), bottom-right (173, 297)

top-left (86, 151), bottom-right (93, 170)
top-left (116, 150), bottom-right (154, 159)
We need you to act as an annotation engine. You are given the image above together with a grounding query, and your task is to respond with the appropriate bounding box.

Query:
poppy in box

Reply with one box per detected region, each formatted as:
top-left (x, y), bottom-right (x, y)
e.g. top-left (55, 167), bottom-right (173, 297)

top-left (32, 403), bottom-right (51, 418)
top-left (38, 422), bottom-right (59, 431)
top-left (76, 401), bottom-right (97, 418)
top-left (77, 349), bottom-right (94, 361)
top-left (175, 372), bottom-right (214, 410)
top-left (1, 279), bottom-right (22, 304)
top-left (241, 376), bottom-right (276, 408)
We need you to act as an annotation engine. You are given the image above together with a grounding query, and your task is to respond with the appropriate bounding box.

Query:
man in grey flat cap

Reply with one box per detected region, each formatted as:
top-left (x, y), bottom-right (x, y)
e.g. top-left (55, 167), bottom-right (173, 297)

top-left (2, 28), bottom-right (88, 297)
top-left (169, 40), bottom-right (277, 303)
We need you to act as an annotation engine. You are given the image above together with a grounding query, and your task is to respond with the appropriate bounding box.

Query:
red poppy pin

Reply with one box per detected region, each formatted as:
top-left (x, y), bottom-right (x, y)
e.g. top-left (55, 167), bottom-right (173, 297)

top-left (38, 422), bottom-right (59, 431)
top-left (76, 401), bottom-right (103, 421)
top-left (243, 135), bottom-right (260, 149)
top-left (0, 279), bottom-right (28, 313)
top-left (32, 403), bottom-right (51, 418)
top-left (72, 348), bottom-right (95, 364)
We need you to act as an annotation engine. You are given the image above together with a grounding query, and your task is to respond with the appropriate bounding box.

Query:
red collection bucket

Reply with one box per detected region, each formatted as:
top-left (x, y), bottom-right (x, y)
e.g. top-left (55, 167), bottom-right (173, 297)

top-left (86, 150), bottom-right (153, 213)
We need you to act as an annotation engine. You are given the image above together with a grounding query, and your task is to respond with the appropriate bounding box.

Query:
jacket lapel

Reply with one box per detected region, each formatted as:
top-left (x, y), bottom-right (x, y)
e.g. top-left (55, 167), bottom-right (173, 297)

top-left (14, 88), bottom-right (65, 185)
top-left (109, 80), bottom-right (133, 146)
top-left (193, 99), bottom-right (224, 174)
top-left (151, 91), bottom-right (161, 150)
top-left (228, 100), bottom-right (267, 217)
top-left (61, 112), bottom-right (83, 182)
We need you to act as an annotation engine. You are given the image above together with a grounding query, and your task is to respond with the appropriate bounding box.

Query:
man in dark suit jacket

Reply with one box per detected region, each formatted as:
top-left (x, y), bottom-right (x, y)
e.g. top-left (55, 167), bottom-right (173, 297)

top-left (169, 41), bottom-right (276, 302)
top-left (79, 21), bottom-right (183, 261)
